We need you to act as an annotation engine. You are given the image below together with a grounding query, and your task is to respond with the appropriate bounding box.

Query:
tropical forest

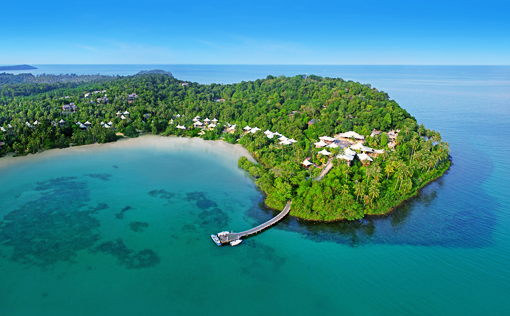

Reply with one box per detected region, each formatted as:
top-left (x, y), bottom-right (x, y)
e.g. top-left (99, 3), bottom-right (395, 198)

top-left (0, 71), bottom-right (450, 221)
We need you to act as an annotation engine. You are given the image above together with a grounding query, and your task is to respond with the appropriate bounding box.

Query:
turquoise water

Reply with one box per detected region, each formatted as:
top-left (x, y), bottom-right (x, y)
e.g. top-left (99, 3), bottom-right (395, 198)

top-left (1, 66), bottom-right (509, 315)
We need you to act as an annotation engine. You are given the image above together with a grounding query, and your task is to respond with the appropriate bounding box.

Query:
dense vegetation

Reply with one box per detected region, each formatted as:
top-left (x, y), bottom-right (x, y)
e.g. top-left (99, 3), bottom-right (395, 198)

top-left (0, 72), bottom-right (450, 221)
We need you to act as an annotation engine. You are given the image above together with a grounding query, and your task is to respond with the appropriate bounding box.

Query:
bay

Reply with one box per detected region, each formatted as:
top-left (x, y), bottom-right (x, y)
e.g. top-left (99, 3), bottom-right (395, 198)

top-left (0, 65), bottom-right (509, 315)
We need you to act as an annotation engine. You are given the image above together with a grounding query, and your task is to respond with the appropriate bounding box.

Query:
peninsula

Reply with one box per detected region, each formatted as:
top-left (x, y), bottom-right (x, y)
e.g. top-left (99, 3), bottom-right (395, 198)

top-left (0, 71), bottom-right (450, 221)
top-left (0, 64), bottom-right (37, 71)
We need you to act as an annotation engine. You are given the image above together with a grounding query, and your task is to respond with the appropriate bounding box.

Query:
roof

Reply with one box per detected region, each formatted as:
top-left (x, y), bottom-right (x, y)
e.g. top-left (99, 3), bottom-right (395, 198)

top-left (0, 127), bottom-right (6, 132)
top-left (314, 140), bottom-right (327, 148)
top-left (243, 125), bottom-right (251, 130)
top-left (319, 136), bottom-right (336, 142)
top-left (176, 125), bottom-right (186, 129)
top-left (289, 138), bottom-right (298, 143)
top-left (84, 121), bottom-right (92, 125)
top-left (327, 143), bottom-right (339, 148)
top-left (350, 143), bottom-right (374, 152)
top-left (281, 140), bottom-right (292, 145)
top-left (336, 153), bottom-right (355, 161)
top-left (358, 153), bottom-right (373, 162)
top-left (303, 159), bottom-right (313, 166)
top-left (264, 130), bottom-right (272, 135)
top-left (374, 149), bottom-right (385, 154)
top-left (343, 148), bottom-right (357, 156)
top-left (212, 118), bottom-right (218, 122)
top-left (123, 111), bottom-right (130, 115)
top-left (250, 127), bottom-right (261, 133)
top-left (337, 131), bottom-right (365, 140)
top-left (209, 124), bottom-right (217, 128)
top-left (204, 118), bottom-right (210, 122)
top-left (318, 149), bottom-right (332, 156)
top-left (278, 135), bottom-right (288, 141)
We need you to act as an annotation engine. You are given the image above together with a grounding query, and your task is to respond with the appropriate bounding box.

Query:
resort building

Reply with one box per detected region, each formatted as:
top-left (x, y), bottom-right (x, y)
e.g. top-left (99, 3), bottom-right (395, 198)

top-left (302, 159), bottom-right (313, 168)
top-left (335, 131), bottom-right (365, 143)
top-left (176, 125), bottom-right (186, 130)
top-left (336, 148), bottom-right (356, 165)
top-left (370, 129), bottom-right (382, 138)
top-left (226, 124), bottom-right (236, 133)
top-left (357, 153), bottom-right (373, 165)
top-left (314, 140), bottom-right (327, 148)
top-left (318, 149), bottom-right (332, 156)
top-left (350, 143), bottom-right (374, 153)
top-left (319, 136), bottom-right (336, 144)
top-left (0, 127), bottom-right (6, 133)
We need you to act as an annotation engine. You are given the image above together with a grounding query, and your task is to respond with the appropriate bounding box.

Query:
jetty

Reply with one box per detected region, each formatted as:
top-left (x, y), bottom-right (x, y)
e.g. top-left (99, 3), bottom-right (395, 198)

top-left (215, 200), bottom-right (291, 245)
top-left (316, 159), bottom-right (333, 181)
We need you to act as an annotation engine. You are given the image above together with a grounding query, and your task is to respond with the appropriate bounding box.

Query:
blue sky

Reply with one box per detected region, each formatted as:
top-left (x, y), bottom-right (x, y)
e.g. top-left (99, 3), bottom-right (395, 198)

top-left (1, 0), bottom-right (509, 65)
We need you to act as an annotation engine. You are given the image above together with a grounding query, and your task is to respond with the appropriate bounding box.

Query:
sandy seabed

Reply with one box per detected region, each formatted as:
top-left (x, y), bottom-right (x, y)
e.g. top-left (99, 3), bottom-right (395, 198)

top-left (0, 135), bottom-right (256, 171)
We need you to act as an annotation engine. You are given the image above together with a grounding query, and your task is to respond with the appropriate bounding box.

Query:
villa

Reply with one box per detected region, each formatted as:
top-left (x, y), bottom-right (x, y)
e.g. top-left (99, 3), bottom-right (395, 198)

top-left (335, 131), bottom-right (365, 143)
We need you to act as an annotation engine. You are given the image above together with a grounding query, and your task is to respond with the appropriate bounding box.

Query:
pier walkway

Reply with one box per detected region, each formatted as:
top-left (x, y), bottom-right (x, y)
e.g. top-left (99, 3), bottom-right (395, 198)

top-left (316, 159), bottom-right (333, 181)
top-left (218, 200), bottom-right (291, 244)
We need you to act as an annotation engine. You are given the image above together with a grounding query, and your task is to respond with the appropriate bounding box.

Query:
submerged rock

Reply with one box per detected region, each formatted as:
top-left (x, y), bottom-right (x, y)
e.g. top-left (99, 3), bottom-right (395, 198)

top-left (130, 221), bottom-right (149, 232)
top-left (92, 239), bottom-right (160, 269)
top-left (0, 177), bottom-right (101, 266)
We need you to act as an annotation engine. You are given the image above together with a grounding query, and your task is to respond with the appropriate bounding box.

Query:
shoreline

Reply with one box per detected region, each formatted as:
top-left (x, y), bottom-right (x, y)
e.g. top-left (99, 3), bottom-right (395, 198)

top-left (0, 134), bottom-right (256, 170)
top-left (0, 134), bottom-right (451, 223)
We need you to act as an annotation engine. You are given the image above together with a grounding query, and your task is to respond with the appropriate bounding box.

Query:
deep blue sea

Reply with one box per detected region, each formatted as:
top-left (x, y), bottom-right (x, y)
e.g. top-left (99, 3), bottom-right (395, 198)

top-left (0, 65), bottom-right (509, 315)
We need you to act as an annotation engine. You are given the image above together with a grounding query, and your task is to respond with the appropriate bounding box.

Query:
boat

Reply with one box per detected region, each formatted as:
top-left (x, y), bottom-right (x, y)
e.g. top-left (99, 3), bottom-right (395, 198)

top-left (230, 239), bottom-right (242, 246)
top-left (211, 234), bottom-right (221, 246)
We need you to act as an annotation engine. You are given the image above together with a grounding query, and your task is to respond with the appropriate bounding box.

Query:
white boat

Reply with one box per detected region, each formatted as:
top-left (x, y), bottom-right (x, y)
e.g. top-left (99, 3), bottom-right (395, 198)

top-left (211, 234), bottom-right (221, 246)
top-left (230, 239), bottom-right (242, 246)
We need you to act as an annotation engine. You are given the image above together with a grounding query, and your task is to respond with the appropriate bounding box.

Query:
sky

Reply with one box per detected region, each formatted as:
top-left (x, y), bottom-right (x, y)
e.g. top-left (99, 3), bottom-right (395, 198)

top-left (1, 0), bottom-right (509, 65)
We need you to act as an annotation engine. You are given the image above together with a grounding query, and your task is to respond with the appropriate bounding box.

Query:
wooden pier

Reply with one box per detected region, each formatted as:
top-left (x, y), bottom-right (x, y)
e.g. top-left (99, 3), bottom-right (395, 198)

top-left (316, 159), bottom-right (333, 181)
top-left (217, 200), bottom-right (291, 244)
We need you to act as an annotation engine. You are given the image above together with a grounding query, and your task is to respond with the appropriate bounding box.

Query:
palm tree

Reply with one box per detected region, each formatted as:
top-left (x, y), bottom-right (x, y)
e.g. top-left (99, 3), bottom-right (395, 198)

top-left (372, 165), bottom-right (382, 182)
top-left (385, 160), bottom-right (395, 180)
top-left (354, 181), bottom-right (363, 202)
top-left (340, 184), bottom-right (349, 197)
top-left (394, 164), bottom-right (404, 189)
top-left (368, 180), bottom-right (380, 206)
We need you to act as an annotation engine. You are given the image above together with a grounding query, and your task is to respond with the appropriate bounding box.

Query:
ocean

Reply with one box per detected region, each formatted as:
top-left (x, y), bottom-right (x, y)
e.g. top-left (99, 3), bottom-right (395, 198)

top-left (0, 65), bottom-right (509, 315)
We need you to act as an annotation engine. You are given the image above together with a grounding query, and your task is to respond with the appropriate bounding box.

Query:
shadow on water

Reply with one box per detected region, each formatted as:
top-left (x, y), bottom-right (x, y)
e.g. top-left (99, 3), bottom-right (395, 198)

top-left (245, 156), bottom-right (497, 248)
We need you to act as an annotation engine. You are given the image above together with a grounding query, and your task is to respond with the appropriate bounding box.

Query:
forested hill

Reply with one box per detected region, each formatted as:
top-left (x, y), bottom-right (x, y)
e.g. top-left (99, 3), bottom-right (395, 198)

top-left (0, 73), bottom-right (119, 91)
top-left (0, 64), bottom-right (37, 71)
top-left (0, 73), bottom-right (450, 221)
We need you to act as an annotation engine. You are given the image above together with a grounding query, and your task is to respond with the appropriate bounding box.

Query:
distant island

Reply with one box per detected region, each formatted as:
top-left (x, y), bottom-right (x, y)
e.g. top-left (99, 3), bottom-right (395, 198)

top-left (0, 64), bottom-right (37, 71)
top-left (0, 71), bottom-right (450, 222)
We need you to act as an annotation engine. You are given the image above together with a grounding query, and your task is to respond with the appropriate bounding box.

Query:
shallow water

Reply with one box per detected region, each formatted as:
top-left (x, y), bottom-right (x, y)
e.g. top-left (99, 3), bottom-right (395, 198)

top-left (1, 66), bottom-right (509, 315)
